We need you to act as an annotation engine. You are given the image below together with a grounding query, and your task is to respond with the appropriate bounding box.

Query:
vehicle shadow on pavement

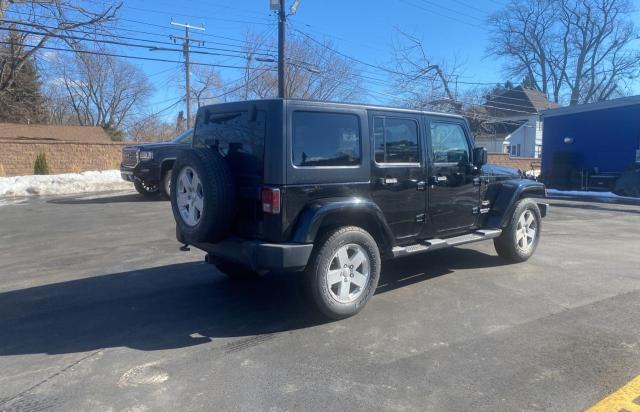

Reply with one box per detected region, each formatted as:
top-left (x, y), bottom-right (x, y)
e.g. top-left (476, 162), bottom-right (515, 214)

top-left (377, 248), bottom-right (509, 294)
top-left (48, 193), bottom-right (164, 204)
top-left (0, 248), bottom-right (505, 356)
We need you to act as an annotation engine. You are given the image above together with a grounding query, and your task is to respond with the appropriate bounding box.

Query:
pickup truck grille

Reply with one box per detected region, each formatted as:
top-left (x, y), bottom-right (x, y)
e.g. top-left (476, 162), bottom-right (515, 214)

top-left (122, 148), bottom-right (138, 167)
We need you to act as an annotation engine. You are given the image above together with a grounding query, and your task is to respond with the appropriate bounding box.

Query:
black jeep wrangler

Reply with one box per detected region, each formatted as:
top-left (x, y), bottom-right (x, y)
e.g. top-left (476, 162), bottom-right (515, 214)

top-left (171, 99), bottom-right (548, 319)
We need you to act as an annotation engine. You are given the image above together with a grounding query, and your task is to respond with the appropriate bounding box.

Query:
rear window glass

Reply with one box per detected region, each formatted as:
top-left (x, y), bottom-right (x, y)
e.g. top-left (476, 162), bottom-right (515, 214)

top-left (292, 111), bottom-right (360, 167)
top-left (193, 109), bottom-right (266, 175)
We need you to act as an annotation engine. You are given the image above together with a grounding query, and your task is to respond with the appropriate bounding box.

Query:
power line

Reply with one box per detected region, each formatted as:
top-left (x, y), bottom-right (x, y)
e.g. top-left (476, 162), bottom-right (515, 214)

top-left (452, 0), bottom-right (494, 15)
top-left (122, 5), bottom-right (273, 27)
top-left (5, 8), bottom-right (279, 54)
top-left (3, 14), bottom-right (277, 56)
top-left (0, 26), bottom-right (256, 60)
top-left (398, 0), bottom-right (484, 28)
top-left (0, 40), bottom-right (277, 71)
top-left (416, 0), bottom-right (486, 22)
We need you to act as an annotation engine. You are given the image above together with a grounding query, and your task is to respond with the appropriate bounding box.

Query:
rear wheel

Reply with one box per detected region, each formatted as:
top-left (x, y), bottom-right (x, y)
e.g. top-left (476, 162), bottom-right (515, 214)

top-left (306, 226), bottom-right (381, 319)
top-left (494, 198), bottom-right (541, 262)
top-left (133, 180), bottom-right (159, 197)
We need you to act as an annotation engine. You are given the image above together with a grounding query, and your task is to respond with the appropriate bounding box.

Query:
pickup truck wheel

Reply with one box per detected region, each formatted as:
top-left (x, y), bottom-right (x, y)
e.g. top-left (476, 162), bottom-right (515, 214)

top-left (159, 169), bottom-right (172, 200)
top-left (307, 226), bottom-right (381, 319)
top-left (133, 180), bottom-right (159, 197)
top-left (170, 149), bottom-right (236, 243)
top-left (494, 198), bottom-right (541, 262)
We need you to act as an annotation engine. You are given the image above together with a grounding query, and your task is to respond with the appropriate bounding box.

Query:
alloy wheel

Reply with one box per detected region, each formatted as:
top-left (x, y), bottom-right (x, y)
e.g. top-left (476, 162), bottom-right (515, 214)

top-left (325, 243), bottom-right (371, 304)
top-left (516, 209), bottom-right (537, 252)
top-left (176, 166), bottom-right (204, 227)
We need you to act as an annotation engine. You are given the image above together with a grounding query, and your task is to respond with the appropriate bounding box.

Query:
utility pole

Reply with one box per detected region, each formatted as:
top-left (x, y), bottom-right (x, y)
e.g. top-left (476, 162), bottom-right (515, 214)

top-left (170, 21), bottom-right (204, 128)
top-left (272, 0), bottom-right (300, 98)
top-left (277, 1), bottom-right (286, 98)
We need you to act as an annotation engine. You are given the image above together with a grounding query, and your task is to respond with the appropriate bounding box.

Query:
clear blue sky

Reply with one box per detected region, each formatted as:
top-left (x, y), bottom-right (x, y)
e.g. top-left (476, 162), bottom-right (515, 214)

top-left (112, 0), bottom-right (640, 117)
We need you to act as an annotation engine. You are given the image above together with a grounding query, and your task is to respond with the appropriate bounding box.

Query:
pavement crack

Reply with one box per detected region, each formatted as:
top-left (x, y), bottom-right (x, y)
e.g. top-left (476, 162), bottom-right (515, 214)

top-left (0, 350), bottom-right (101, 408)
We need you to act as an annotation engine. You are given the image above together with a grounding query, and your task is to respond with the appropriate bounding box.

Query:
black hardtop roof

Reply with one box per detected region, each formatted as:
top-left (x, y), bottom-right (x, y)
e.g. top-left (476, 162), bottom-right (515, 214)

top-left (202, 98), bottom-right (465, 120)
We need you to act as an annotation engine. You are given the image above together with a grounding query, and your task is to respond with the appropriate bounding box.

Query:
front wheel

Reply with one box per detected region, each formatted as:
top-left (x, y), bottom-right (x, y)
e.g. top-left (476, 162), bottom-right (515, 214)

top-left (494, 198), bottom-right (542, 262)
top-left (159, 169), bottom-right (172, 200)
top-left (133, 180), bottom-right (159, 197)
top-left (306, 226), bottom-right (381, 320)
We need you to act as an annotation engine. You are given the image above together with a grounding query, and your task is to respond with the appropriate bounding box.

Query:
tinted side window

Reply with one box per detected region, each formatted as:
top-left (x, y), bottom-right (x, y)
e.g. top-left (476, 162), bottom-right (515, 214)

top-left (430, 122), bottom-right (470, 164)
top-left (374, 117), bottom-right (419, 163)
top-left (292, 111), bottom-right (360, 167)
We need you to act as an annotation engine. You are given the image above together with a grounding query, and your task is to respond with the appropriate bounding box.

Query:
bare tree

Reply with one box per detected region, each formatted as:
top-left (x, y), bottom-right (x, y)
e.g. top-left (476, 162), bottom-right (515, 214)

top-left (0, 1), bottom-right (119, 93)
top-left (126, 114), bottom-right (177, 143)
top-left (488, 0), bottom-right (640, 105)
top-left (390, 30), bottom-right (465, 111)
top-left (190, 65), bottom-right (223, 109)
top-left (227, 33), bottom-right (363, 102)
top-left (48, 47), bottom-right (153, 131)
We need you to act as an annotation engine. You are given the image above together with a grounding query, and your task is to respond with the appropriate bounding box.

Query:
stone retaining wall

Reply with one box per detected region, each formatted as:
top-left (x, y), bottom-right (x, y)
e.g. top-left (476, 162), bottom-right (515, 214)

top-left (0, 141), bottom-right (125, 176)
top-left (488, 153), bottom-right (540, 171)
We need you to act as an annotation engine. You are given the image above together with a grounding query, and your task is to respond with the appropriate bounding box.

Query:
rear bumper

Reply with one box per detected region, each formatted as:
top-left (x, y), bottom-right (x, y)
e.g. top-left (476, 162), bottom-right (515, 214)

top-left (184, 234), bottom-right (313, 272)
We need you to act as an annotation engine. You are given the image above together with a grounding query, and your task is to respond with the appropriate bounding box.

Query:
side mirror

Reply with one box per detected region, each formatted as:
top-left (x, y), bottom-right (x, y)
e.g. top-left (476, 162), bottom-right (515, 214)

top-left (473, 147), bottom-right (487, 167)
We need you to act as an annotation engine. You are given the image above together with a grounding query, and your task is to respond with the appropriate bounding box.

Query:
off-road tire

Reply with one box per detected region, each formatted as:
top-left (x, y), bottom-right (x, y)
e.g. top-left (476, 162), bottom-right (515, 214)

top-left (170, 148), bottom-right (236, 243)
top-left (159, 168), bottom-right (172, 200)
top-left (494, 198), bottom-right (542, 263)
top-left (306, 226), bottom-right (381, 320)
top-left (134, 180), bottom-right (159, 197)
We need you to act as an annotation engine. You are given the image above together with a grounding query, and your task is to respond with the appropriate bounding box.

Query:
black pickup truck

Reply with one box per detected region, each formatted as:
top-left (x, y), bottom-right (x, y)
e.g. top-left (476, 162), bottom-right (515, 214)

top-left (170, 100), bottom-right (548, 319)
top-left (120, 129), bottom-right (193, 199)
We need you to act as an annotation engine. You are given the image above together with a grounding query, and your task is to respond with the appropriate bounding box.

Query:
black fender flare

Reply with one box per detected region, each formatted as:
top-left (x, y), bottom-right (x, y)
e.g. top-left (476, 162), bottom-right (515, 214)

top-left (159, 158), bottom-right (176, 179)
top-left (485, 179), bottom-right (547, 228)
top-left (291, 197), bottom-right (394, 250)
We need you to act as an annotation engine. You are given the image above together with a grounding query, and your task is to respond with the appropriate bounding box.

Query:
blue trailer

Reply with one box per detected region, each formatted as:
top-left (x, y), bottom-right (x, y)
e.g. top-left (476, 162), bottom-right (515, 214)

top-left (541, 96), bottom-right (640, 192)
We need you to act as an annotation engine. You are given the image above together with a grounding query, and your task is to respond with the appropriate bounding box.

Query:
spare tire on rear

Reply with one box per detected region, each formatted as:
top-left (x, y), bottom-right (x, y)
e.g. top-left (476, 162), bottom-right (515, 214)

top-left (170, 148), bottom-right (236, 243)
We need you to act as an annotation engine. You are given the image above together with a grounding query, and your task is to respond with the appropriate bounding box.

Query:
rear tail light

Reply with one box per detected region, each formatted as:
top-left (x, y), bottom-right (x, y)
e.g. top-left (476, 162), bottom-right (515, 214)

top-left (261, 187), bottom-right (281, 214)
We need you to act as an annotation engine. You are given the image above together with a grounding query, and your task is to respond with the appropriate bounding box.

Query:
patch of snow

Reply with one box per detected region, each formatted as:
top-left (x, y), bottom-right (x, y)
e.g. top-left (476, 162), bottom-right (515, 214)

top-left (525, 169), bottom-right (541, 178)
top-left (0, 170), bottom-right (133, 198)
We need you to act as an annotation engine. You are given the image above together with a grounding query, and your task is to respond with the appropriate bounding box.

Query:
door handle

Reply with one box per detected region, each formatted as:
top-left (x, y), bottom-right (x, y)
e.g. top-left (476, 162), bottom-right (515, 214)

top-left (379, 177), bottom-right (398, 185)
top-left (416, 181), bottom-right (426, 191)
top-left (429, 176), bottom-right (448, 185)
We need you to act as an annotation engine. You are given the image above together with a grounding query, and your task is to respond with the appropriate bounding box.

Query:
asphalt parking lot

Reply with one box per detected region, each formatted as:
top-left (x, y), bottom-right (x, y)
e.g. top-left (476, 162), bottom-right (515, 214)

top-left (1, 192), bottom-right (639, 411)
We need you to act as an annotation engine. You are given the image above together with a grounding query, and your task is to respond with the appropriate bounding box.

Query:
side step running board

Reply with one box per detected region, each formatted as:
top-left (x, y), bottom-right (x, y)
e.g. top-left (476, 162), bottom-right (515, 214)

top-left (392, 229), bottom-right (502, 258)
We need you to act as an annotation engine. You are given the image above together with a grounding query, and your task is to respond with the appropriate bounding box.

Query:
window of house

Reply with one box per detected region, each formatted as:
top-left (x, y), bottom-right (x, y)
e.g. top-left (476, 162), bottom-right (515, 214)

top-left (292, 112), bottom-right (360, 167)
top-left (430, 122), bottom-right (470, 164)
top-left (516, 144), bottom-right (521, 157)
top-left (373, 117), bottom-right (419, 163)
